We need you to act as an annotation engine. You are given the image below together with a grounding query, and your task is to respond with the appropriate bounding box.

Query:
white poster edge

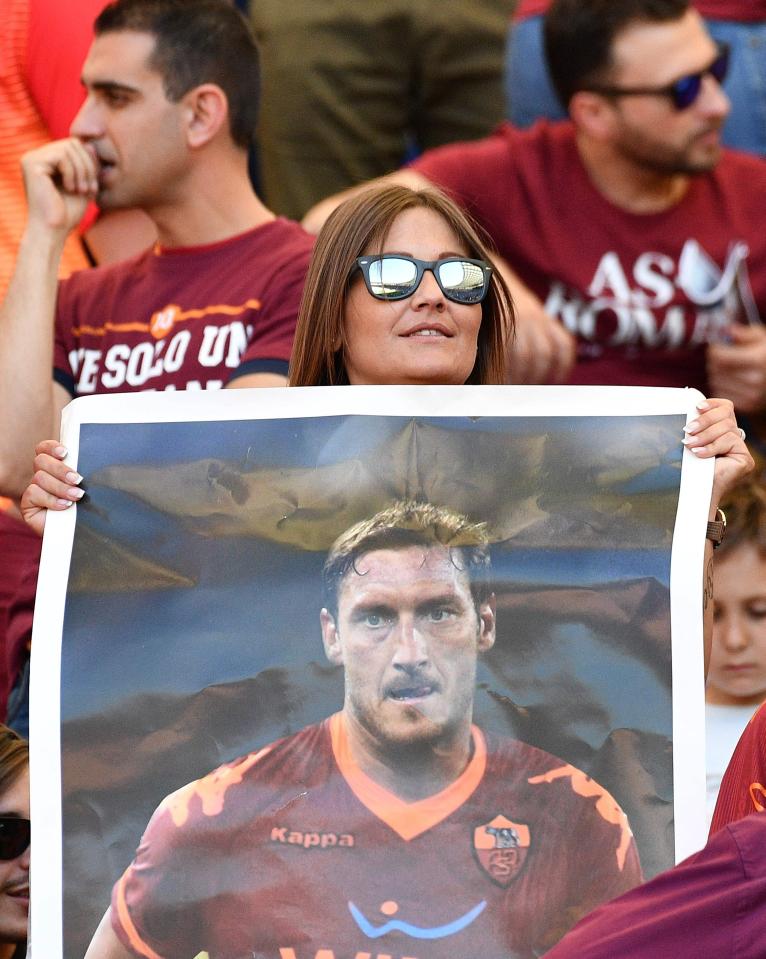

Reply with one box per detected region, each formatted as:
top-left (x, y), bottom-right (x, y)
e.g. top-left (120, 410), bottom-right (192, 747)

top-left (30, 384), bottom-right (711, 957)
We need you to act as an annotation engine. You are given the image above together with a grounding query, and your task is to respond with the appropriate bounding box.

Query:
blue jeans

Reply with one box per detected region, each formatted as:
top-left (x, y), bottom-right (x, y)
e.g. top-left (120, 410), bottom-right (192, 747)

top-left (706, 19), bottom-right (766, 157)
top-left (504, 15), bottom-right (567, 127)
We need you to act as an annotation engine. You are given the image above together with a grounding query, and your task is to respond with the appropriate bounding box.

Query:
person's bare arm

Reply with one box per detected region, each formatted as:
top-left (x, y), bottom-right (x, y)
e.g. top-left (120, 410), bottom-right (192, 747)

top-left (84, 908), bottom-right (135, 959)
top-left (301, 170), bottom-right (432, 235)
top-left (681, 397), bottom-right (754, 672)
top-left (706, 325), bottom-right (766, 414)
top-left (0, 138), bottom-right (96, 496)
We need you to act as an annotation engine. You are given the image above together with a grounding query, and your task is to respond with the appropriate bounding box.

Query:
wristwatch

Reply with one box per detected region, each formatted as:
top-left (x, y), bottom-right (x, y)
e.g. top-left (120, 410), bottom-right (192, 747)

top-left (706, 508), bottom-right (726, 549)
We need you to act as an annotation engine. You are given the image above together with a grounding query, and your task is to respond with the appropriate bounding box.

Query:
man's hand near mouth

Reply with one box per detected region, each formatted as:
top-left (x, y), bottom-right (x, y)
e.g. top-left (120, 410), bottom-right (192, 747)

top-left (21, 137), bottom-right (99, 236)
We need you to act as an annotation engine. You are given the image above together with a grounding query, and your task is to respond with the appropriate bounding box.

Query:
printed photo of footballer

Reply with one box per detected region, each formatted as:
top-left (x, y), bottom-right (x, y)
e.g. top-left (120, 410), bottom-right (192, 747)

top-left (85, 501), bottom-right (643, 959)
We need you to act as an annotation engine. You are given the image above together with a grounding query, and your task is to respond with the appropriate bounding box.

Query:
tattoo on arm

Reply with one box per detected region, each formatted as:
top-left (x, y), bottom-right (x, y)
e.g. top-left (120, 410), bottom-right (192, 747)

top-left (703, 556), bottom-right (714, 612)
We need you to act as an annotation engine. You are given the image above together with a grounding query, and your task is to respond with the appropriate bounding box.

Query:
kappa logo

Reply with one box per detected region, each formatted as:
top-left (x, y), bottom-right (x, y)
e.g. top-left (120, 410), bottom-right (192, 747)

top-left (473, 815), bottom-right (530, 887)
top-left (270, 826), bottom-right (355, 849)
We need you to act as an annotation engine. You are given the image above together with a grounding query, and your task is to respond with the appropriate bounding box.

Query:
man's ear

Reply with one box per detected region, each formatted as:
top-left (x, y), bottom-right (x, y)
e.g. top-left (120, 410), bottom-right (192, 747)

top-left (183, 83), bottom-right (228, 148)
top-left (477, 593), bottom-right (496, 652)
top-left (320, 608), bottom-right (344, 665)
top-left (570, 90), bottom-right (618, 141)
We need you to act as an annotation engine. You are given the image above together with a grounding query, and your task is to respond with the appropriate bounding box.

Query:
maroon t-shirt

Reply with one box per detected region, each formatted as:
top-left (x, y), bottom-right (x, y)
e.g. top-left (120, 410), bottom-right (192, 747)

top-left (545, 813), bottom-right (766, 959)
top-left (513, 0), bottom-right (549, 20)
top-left (710, 702), bottom-right (766, 835)
top-left (411, 121), bottom-right (766, 390)
top-left (111, 714), bottom-right (641, 959)
top-left (53, 218), bottom-right (314, 396)
top-left (0, 512), bottom-right (39, 718)
top-left (694, 2), bottom-right (766, 20)
top-left (514, 1), bottom-right (766, 20)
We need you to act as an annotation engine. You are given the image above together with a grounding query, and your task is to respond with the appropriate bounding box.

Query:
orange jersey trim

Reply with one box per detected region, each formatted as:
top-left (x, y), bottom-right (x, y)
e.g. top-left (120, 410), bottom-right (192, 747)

top-left (114, 871), bottom-right (163, 959)
top-left (528, 764), bottom-right (634, 871)
top-left (749, 782), bottom-right (766, 813)
top-left (329, 712), bottom-right (486, 841)
top-left (71, 298), bottom-right (262, 338)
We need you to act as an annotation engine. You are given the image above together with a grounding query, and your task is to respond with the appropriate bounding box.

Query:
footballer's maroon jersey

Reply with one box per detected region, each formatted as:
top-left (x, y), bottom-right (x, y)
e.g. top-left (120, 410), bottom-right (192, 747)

top-left (111, 714), bottom-right (642, 959)
top-left (711, 701), bottom-right (766, 835)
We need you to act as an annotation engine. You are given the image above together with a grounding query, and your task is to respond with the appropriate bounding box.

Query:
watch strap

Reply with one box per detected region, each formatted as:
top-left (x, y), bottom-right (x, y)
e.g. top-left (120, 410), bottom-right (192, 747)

top-left (706, 508), bottom-right (727, 549)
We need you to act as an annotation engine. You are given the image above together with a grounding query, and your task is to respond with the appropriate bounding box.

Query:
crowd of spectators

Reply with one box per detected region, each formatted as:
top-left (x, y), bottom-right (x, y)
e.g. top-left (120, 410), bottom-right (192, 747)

top-left (1, 0), bottom-right (766, 954)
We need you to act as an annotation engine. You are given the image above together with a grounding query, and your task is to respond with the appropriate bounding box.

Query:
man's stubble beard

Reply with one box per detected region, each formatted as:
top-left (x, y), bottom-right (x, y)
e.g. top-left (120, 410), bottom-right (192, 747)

top-left (616, 121), bottom-right (724, 177)
top-left (347, 685), bottom-right (476, 761)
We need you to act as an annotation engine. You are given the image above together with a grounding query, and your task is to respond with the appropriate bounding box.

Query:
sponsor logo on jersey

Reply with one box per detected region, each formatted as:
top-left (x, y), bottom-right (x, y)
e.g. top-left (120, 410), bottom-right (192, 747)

top-left (279, 950), bottom-right (421, 959)
top-left (472, 814), bottom-right (530, 887)
top-left (347, 898), bottom-right (486, 941)
top-left (270, 826), bottom-right (355, 849)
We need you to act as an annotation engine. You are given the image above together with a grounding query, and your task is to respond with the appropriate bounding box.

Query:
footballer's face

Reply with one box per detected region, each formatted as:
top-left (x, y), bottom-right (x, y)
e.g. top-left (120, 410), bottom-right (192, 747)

top-left (321, 545), bottom-right (495, 752)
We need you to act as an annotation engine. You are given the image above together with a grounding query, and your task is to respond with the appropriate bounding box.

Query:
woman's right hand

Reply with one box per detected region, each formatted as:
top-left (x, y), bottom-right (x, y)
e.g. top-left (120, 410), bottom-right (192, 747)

top-left (20, 439), bottom-right (84, 537)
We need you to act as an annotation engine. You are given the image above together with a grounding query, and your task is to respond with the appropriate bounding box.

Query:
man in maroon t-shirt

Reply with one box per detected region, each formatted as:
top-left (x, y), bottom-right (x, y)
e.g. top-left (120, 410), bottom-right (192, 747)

top-left (0, 0), bottom-right (314, 501)
top-left (543, 813), bottom-right (766, 959)
top-left (710, 700), bottom-right (766, 833)
top-left (84, 502), bottom-right (642, 959)
top-left (303, 0), bottom-right (766, 409)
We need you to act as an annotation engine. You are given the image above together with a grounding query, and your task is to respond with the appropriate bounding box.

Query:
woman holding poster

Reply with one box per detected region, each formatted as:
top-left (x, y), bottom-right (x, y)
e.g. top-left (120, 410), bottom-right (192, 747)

top-left (18, 184), bottom-right (753, 959)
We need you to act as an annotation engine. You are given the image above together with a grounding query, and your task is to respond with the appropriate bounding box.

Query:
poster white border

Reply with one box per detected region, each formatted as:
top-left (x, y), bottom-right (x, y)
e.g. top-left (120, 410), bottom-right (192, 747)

top-left (30, 384), bottom-right (713, 957)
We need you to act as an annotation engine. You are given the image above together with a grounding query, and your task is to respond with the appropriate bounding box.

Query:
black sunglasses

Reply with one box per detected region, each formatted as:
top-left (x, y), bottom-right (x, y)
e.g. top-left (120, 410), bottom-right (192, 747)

top-left (0, 817), bottom-right (29, 860)
top-left (354, 255), bottom-right (492, 305)
top-left (586, 43), bottom-right (729, 111)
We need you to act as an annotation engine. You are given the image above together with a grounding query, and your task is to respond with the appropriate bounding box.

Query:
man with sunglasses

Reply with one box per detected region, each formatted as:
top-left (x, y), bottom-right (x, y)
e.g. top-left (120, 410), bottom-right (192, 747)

top-left (305, 0), bottom-right (766, 419)
top-left (542, 810), bottom-right (766, 959)
top-left (0, 726), bottom-right (29, 959)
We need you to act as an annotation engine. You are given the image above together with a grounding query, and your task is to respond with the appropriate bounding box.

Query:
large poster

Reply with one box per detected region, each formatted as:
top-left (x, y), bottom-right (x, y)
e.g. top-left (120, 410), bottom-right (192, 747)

top-left (31, 386), bottom-right (712, 959)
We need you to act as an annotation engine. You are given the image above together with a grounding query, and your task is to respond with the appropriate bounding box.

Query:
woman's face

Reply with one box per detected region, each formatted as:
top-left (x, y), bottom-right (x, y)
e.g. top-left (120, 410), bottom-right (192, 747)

top-left (707, 543), bottom-right (766, 706)
top-left (343, 207), bottom-right (484, 386)
top-left (0, 768), bottom-right (29, 948)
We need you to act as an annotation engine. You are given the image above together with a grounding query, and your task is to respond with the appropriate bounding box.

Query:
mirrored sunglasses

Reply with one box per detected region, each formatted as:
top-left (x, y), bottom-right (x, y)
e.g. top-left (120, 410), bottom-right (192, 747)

top-left (587, 42), bottom-right (730, 111)
top-left (0, 817), bottom-right (29, 860)
top-left (354, 255), bottom-right (492, 305)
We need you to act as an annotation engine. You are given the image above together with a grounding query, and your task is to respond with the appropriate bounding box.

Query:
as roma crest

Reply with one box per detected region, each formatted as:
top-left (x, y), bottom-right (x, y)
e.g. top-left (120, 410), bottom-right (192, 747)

top-left (473, 815), bottom-right (531, 887)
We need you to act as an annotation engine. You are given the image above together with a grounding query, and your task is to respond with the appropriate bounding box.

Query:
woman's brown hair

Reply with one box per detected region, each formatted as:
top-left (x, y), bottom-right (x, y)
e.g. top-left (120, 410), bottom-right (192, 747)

top-left (719, 474), bottom-right (766, 558)
top-left (0, 726), bottom-right (27, 796)
top-left (289, 183), bottom-right (514, 386)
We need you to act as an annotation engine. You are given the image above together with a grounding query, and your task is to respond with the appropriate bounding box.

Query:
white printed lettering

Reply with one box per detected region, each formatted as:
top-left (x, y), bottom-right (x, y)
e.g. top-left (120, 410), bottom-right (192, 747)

top-left (198, 324), bottom-right (227, 367)
top-left (125, 342), bottom-right (155, 387)
top-left (68, 348), bottom-right (83, 377)
top-left (164, 330), bottom-right (191, 372)
top-left (77, 350), bottom-right (102, 393)
top-left (633, 253), bottom-right (675, 308)
top-left (101, 344), bottom-right (131, 389)
top-left (587, 252), bottom-right (632, 302)
top-left (225, 321), bottom-right (249, 368)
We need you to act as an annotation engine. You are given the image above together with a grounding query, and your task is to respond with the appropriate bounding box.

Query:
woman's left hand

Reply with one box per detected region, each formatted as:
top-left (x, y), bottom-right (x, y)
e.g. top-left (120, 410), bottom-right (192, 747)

top-left (683, 397), bottom-right (754, 512)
